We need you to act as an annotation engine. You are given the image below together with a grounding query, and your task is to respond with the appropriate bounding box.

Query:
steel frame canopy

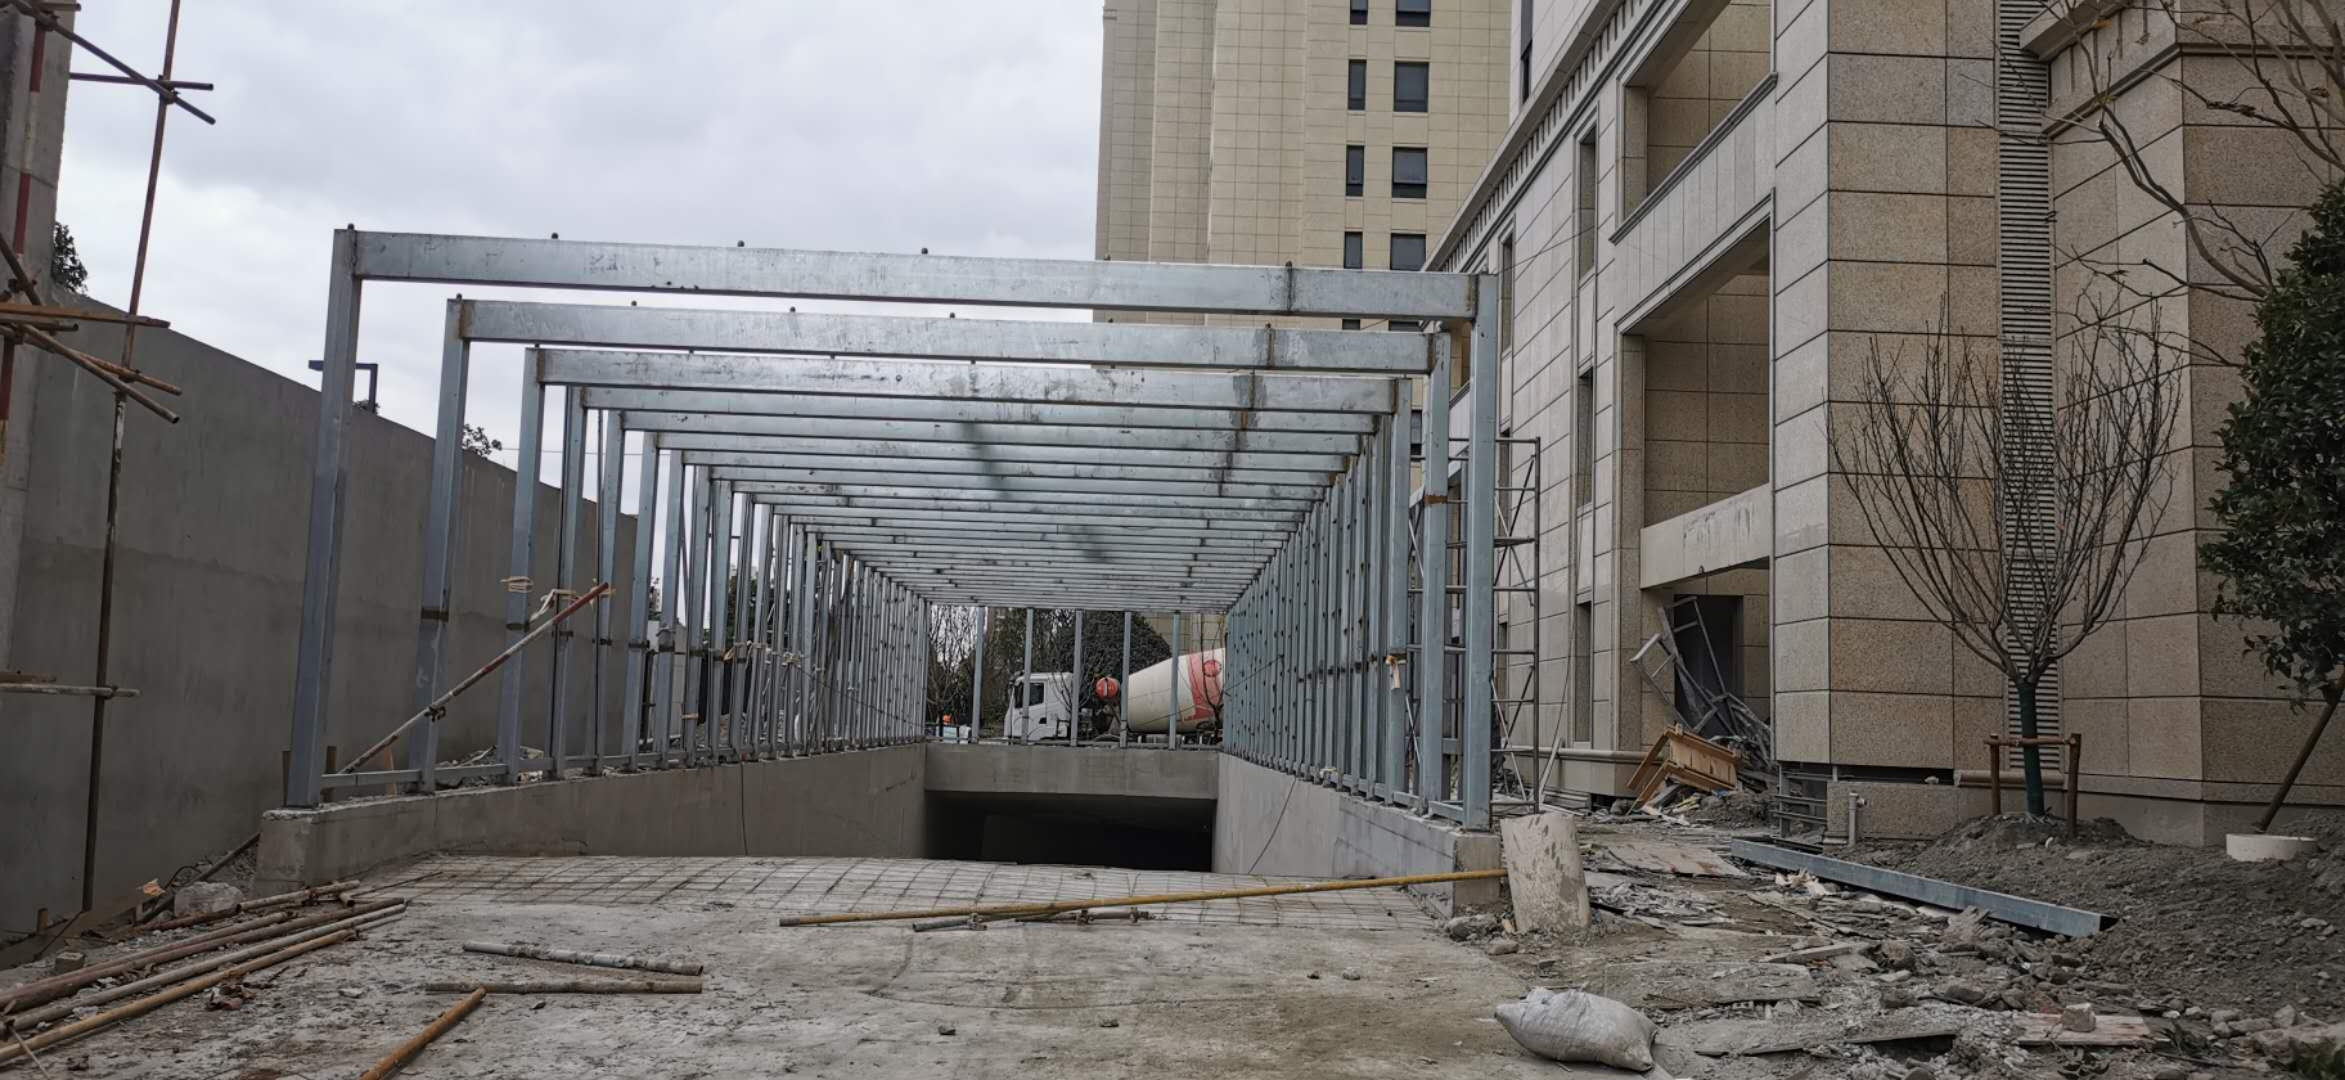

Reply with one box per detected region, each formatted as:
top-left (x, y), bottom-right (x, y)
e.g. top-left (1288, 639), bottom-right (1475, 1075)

top-left (288, 229), bottom-right (1500, 831)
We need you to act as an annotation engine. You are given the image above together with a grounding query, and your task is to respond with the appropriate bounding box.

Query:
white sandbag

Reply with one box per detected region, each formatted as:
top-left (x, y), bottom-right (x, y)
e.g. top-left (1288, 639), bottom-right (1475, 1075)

top-left (1495, 987), bottom-right (1657, 1070)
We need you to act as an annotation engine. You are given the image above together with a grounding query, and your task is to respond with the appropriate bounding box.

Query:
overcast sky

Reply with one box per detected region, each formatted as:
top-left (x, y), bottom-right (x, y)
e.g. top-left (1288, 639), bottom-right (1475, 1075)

top-left (56, 2), bottom-right (1103, 503)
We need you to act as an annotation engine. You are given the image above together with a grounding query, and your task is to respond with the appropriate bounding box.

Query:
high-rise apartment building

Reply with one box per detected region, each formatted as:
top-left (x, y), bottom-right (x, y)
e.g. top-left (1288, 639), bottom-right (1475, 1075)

top-left (1096, 0), bottom-right (1513, 307)
top-left (1096, 0), bottom-right (1513, 653)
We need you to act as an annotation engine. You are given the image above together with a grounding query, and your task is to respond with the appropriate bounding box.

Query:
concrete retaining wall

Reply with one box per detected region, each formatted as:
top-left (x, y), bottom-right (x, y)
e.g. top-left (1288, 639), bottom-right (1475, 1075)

top-left (1209, 755), bottom-right (1502, 915)
top-left (3, 303), bottom-right (637, 921)
top-left (256, 745), bottom-right (926, 893)
top-left (925, 744), bottom-right (1217, 801)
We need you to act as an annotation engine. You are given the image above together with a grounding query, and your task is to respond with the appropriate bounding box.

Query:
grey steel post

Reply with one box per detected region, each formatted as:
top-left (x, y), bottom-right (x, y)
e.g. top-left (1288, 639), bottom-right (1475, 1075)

top-left (623, 430), bottom-right (658, 769)
top-left (1383, 392), bottom-right (1411, 796)
top-left (1360, 420), bottom-right (1384, 793)
top-left (743, 505), bottom-right (768, 756)
top-left (547, 387), bottom-right (586, 775)
top-left (1070, 610), bottom-right (1085, 747)
top-left (658, 450), bottom-right (686, 766)
top-left (1417, 337), bottom-right (1453, 810)
top-left (791, 529), bottom-right (816, 753)
top-left (1019, 608), bottom-right (1035, 743)
top-left (918, 602), bottom-right (932, 740)
top-left (971, 606), bottom-right (988, 742)
top-left (287, 230), bottom-right (363, 808)
top-left (494, 352), bottom-right (549, 784)
top-left (1461, 276), bottom-right (1501, 829)
top-left (592, 408), bottom-right (624, 774)
top-left (1118, 611), bottom-right (1131, 747)
top-left (713, 481), bottom-right (741, 760)
top-left (675, 466), bottom-right (700, 763)
top-left (406, 299), bottom-right (470, 794)
top-left (1168, 611), bottom-right (1182, 749)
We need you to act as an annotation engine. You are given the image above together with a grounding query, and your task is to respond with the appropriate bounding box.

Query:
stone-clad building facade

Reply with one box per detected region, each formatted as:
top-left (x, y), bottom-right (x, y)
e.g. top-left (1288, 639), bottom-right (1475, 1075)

top-left (1424, 0), bottom-right (2338, 843)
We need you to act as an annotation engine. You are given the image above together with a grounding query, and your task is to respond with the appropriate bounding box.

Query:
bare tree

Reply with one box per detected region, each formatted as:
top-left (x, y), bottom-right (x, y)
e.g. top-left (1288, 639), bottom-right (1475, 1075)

top-left (2054, 0), bottom-right (2344, 306)
top-left (1831, 317), bottom-right (2182, 815)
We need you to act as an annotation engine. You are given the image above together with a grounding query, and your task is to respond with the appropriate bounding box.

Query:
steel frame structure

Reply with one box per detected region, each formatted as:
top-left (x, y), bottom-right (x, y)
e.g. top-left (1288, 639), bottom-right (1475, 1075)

top-left (286, 230), bottom-right (1501, 831)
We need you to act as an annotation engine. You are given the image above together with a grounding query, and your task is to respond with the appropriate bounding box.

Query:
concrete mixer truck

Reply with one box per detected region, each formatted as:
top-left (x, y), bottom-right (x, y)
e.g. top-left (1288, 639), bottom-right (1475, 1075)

top-left (999, 648), bottom-right (1224, 742)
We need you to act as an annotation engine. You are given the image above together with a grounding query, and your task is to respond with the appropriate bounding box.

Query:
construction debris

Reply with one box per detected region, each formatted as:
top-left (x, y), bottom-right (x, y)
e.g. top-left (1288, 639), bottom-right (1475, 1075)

top-left (170, 883), bottom-right (242, 919)
top-left (1589, 837), bottom-right (1748, 879)
top-left (1583, 961), bottom-right (1819, 1010)
top-left (459, 940), bottom-right (702, 976)
top-left (1625, 727), bottom-right (1739, 806)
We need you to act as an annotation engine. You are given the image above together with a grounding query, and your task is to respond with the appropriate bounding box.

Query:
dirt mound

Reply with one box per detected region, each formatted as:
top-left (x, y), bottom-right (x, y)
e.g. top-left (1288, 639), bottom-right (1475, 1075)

top-left (1931, 812), bottom-right (2141, 851)
top-left (1857, 812), bottom-right (2345, 1018)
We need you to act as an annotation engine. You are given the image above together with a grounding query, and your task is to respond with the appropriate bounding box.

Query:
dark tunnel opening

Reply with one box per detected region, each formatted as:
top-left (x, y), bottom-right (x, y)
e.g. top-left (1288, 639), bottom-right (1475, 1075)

top-left (922, 791), bottom-right (1215, 872)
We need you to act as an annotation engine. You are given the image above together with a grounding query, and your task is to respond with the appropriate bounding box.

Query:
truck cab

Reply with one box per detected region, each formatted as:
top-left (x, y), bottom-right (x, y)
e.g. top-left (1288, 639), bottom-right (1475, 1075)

top-left (1002, 672), bottom-right (1079, 742)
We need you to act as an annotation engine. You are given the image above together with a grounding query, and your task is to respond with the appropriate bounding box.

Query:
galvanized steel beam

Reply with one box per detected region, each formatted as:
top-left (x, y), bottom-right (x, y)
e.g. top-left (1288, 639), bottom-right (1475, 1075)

top-left (710, 466), bottom-right (1324, 502)
top-left (541, 350), bottom-right (1397, 415)
top-left (615, 409), bottom-right (1367, 452)
top-left (659, 434), bottom-right (1347, 474)
top-left (461, 299), bottom-right (1432, 373)
top-left (682, 451), bottom-right (1329, 487)
top-left (354, 230), bottom-right (1476, 318)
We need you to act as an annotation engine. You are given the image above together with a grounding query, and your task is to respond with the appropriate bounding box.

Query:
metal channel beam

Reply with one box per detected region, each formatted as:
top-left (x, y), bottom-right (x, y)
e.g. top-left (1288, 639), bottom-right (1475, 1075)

top-left (682, 451), bottom-right (1329, 486)
top-left (616, 410), bottom-right (1366, 453)
top-left (541, 350), bottom-right (1397, 415)
top-left (808, 526), bottom-right (1274, 550)
top-left (733, 485), bottom-right (1307, 518)
top-left (851, 558), bottom-right (1258, 581)
top-left (462, 299), bottom-right (1431, 374)
top-left (817, 533), bottom-right (1271, 559)
top-left (355, 230), bottom-right (1475, 318)
top-left (659, 434), bottom-right (1347, 473)
top-left (814, 537), bottom-right (1275, 562)
top-left (710, 466), bottom-right (1325, 503)
top-left (1724, 841), bottom-right (2112, 937)
top-left (747, 502), bottom-right (1295, 534)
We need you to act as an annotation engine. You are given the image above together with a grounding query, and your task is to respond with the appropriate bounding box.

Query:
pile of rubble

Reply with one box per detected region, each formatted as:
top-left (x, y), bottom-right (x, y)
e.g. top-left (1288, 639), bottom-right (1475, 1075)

top-left (1459, 816), bottom-right (2345, 1079)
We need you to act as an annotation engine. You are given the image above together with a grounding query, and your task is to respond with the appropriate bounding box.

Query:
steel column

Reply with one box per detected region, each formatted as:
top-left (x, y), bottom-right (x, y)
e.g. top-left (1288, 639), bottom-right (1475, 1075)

top-left (1417, 338), bottom-right (1452, 810)
top-left (406, 299), bottom-right (471, 794)
top-left (592, 409), bottom-right (624, 773)
top-left (493, 354), bottom-right (548, 784)
top-left (286, 230), bottom-right (362, 808)
top-left (623, 434), bottom-right (658, 769)
top-left (547, 387), bottom-right (587, 774)
top-left (1461, 278), bottom-right (1501, 829)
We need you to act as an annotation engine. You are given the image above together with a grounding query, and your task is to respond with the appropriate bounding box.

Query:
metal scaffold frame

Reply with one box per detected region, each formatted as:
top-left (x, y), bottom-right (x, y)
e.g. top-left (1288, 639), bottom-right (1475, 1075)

top-left (285, 230), bottom-right (1502, 829)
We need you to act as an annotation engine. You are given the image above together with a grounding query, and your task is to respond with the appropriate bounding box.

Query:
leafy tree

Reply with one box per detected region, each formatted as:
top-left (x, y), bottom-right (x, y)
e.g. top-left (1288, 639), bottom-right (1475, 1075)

top-left (49, 221), bottom-right (86, 293)
top-left (2201, 180), bottom-right (2345, 830)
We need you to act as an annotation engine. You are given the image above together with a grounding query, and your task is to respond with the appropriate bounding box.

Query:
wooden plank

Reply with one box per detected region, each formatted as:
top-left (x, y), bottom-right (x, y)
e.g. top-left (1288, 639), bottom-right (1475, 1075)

top-left (0, 880), bottom-right (161, 967)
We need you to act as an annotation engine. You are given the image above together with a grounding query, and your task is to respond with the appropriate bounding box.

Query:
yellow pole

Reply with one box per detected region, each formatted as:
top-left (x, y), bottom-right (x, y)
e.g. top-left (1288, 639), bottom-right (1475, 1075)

top-left (776, 868), bottom-right (1507, 926)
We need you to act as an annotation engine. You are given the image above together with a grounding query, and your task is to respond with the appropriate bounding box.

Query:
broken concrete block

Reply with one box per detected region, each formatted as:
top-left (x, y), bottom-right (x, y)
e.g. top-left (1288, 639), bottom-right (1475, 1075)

top-left (2061, 1003), bottom-right (2096, 1032)
top-left (1443, 913), bottom-right (1499, 941)
top-left (48, 951), bottom-right (85, 975)
top-left (174, 882), bottom-right (242, 918)
top-left (1499, 811), bottom-right (1590, 934)
top-left (1486, 938), bottom-right (1519, 957)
